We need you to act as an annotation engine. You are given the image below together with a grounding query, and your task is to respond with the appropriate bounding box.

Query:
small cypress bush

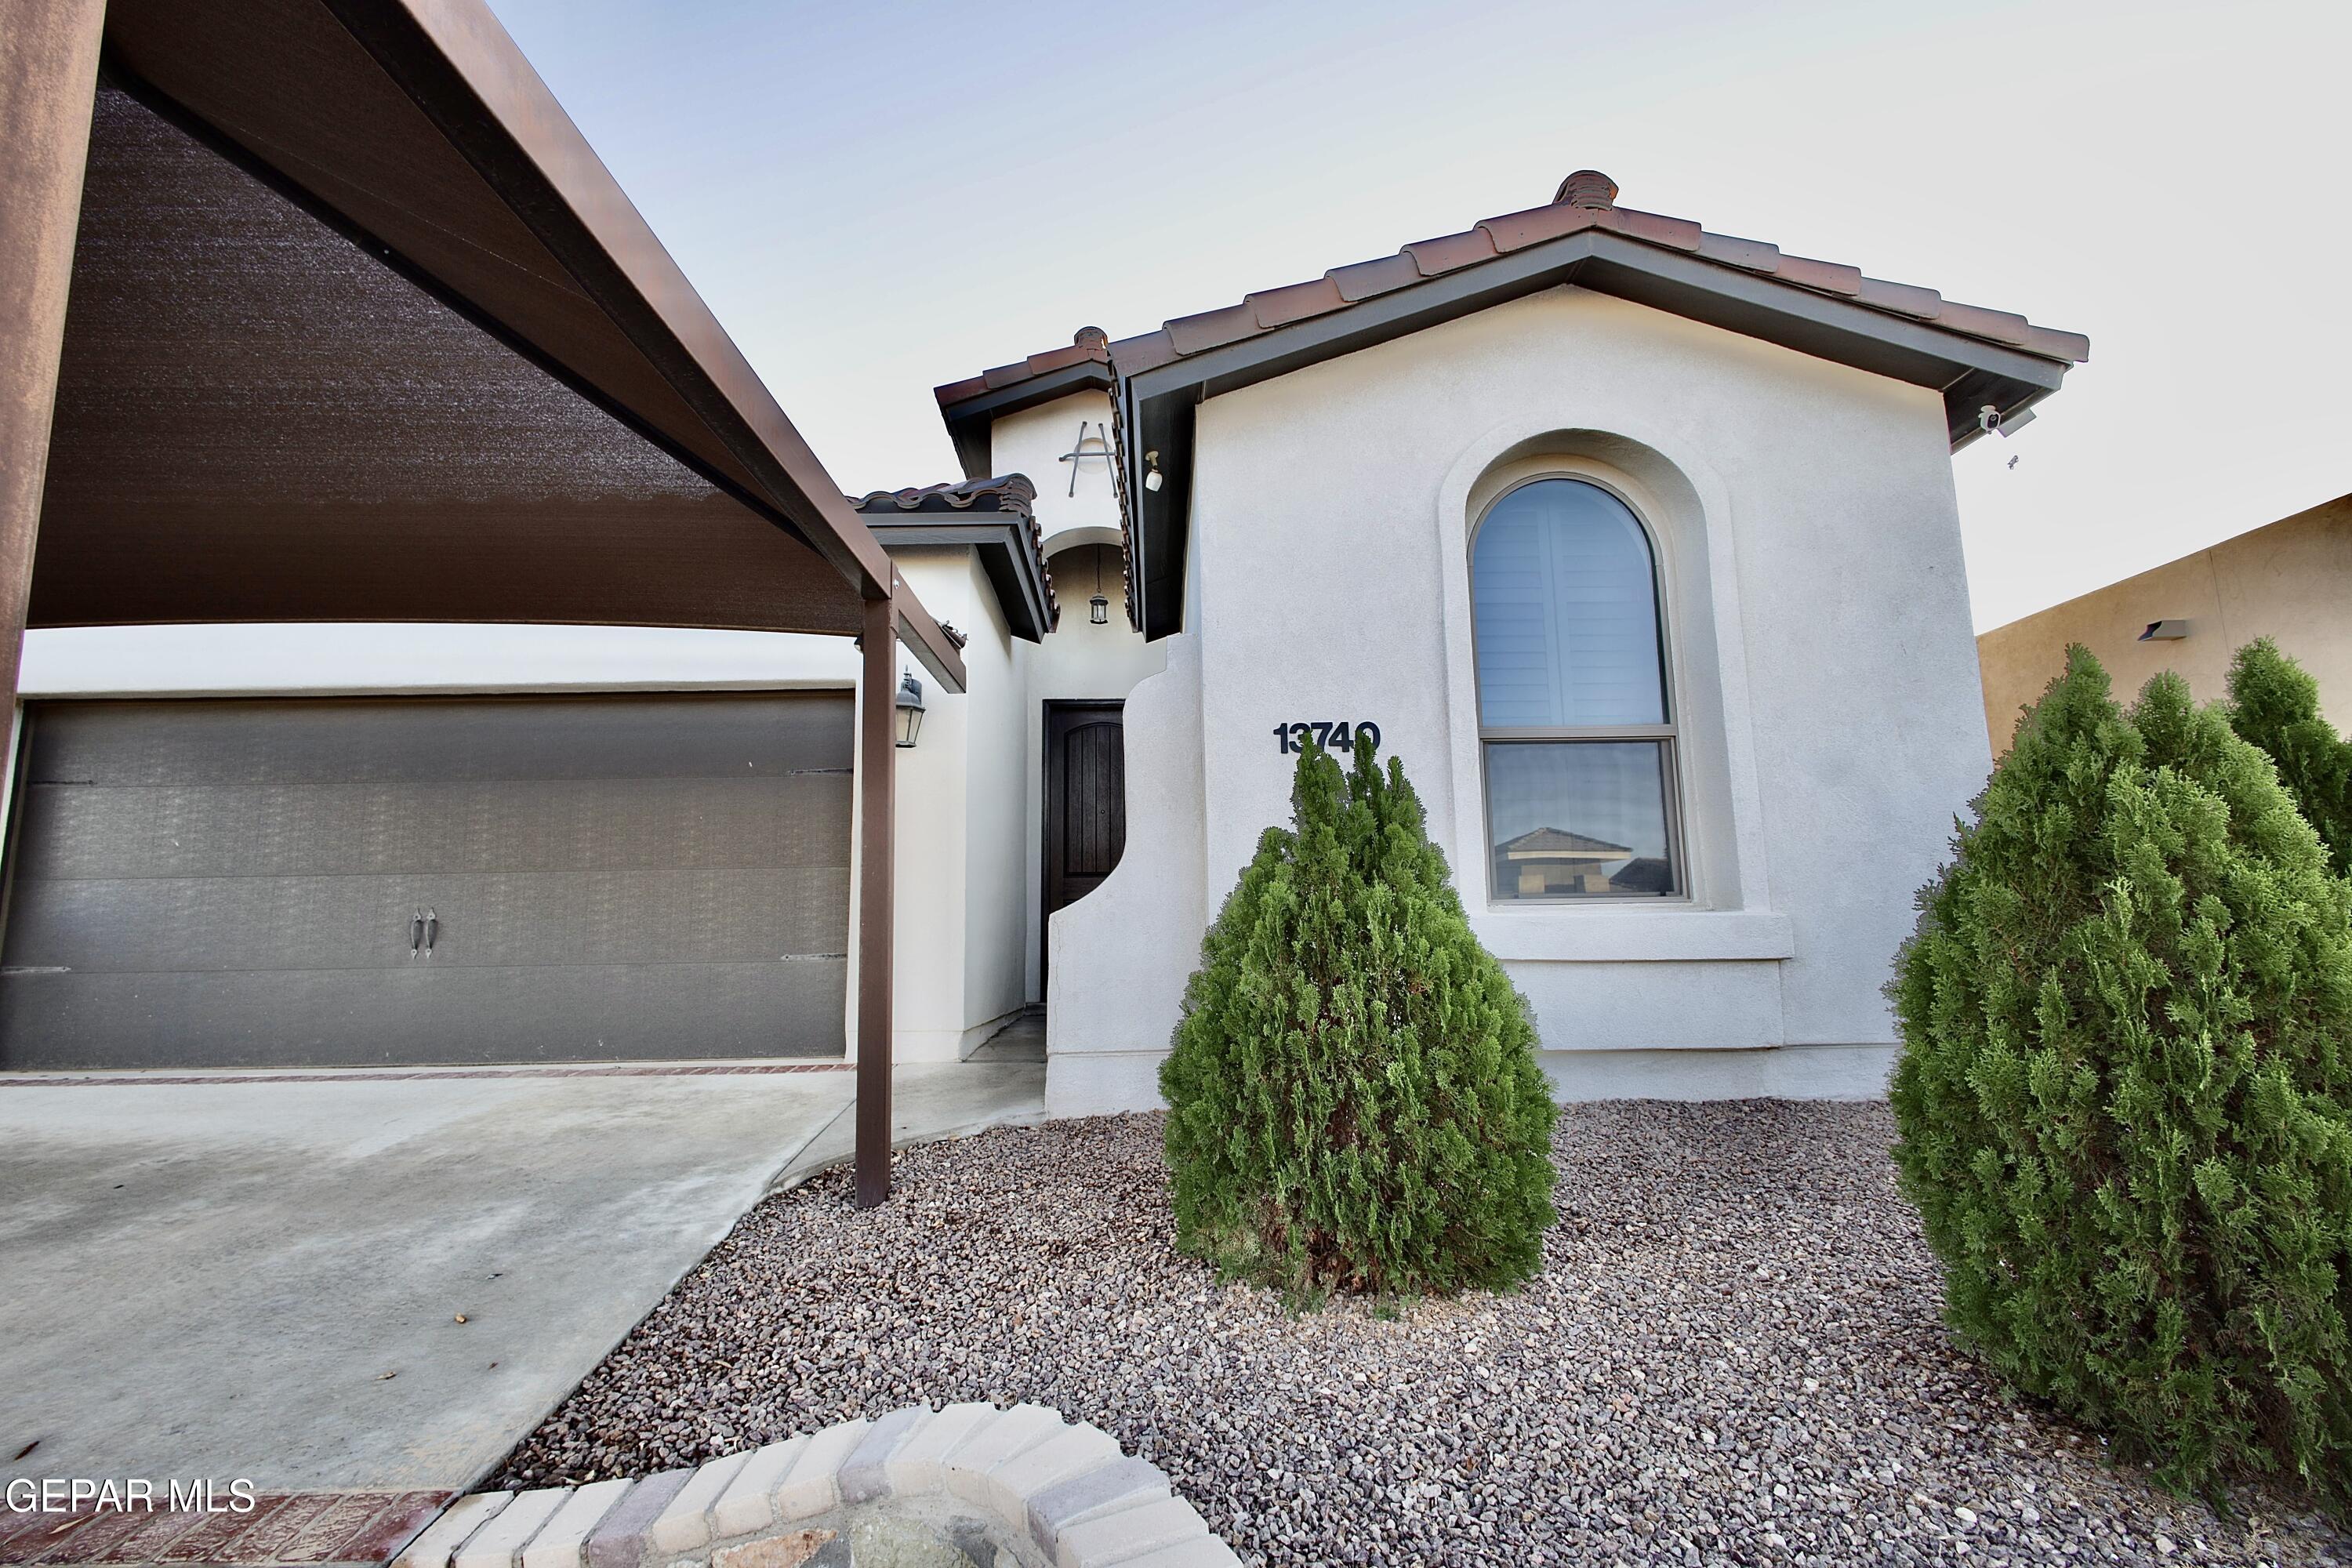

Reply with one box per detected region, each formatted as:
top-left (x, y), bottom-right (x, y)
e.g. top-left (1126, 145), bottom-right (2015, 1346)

top-left (1889, 644), bottom-right (2352, 1497)
top-left (2226, 637), bottom-right (2352, 877)
top-left (1160, 738), bottom-right (1558, 1298)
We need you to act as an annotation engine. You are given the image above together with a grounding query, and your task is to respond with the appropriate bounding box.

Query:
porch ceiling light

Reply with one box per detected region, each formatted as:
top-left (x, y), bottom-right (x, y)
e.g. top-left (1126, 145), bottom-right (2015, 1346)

top-left (1090, 594), bottom-right (1110, 624)
top-left (894, 672), bottom-right (926, 747)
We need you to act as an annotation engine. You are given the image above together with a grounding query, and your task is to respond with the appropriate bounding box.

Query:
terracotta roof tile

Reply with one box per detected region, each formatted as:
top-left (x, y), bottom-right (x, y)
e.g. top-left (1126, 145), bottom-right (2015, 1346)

top-left (1325, 252), bottom-right (1421, 302)
top-left (1696, 231), bottom-right (1781, 272)
top-left (1855, 276), bottom-right (1943, 319)
top-left (1403, 227), bottom-right (1500, 278)
top-left (1770, 252), bottom-right (1864, 296)
top-left (1021, 343), bottom-right (1093, 376)
top-left (1108, 329), bottom-right (1181, 375)
top-left (1247, 276), bottom-right (1349, 330)
top-left (1476, 201), bottom-right (1604, 253)
top-left (1930, 299), bottom-right (2032, 347)
top-left (2021, 324), bottom-right (2092, 362)
top-left (854, 475), bottom-right (1057, 628)
top-left (851, 474), bottom-right (1038, 516)
top-left (938, 166), bottom-right (2089, 416)
top-left (1599, 207), bottom-right (1703, 251)
top-left (1163, 300), bottom-right (1264, 356)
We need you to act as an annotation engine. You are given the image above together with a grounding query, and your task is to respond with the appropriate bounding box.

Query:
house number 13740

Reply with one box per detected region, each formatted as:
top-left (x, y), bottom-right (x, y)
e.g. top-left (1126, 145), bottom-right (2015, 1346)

top-left (1272, 720), bottom-right (1381, 755)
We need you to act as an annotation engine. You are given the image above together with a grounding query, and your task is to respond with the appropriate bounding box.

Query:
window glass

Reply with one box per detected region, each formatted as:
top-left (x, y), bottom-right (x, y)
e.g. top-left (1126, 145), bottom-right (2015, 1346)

top-left (1485, 741), bottom-right (1675, 898)
top-left (1472, 481), bottom-right (1665, 728)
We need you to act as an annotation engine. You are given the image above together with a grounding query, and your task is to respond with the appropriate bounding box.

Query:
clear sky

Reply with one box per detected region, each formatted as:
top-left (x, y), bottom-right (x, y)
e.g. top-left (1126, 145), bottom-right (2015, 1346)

top-left (484, 0), bottom-right (2348, 632)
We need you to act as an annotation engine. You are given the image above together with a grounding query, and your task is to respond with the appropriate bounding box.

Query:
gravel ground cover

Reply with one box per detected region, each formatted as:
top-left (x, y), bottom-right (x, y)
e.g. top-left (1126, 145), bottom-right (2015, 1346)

top-left (500, 1103), bottom-right (2351, 1566)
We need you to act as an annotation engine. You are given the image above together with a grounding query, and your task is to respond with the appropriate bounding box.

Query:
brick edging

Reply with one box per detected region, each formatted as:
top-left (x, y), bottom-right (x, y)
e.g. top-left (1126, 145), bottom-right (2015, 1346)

top-left (395, 1403), bottom-right (1238, 1568)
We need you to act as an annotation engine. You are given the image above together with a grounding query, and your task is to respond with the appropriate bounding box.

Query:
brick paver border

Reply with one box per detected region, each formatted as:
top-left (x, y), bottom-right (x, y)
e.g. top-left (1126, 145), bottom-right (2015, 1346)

top-left (0, 1489), bottom-right (451, 1566)
top-left (399, 1404), bottom-right (1239, 1568)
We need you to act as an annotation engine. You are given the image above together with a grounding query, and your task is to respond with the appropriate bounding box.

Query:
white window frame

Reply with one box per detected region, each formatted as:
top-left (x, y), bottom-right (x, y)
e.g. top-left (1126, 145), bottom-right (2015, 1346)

top-left (1468, 474), bottom-right (1689, 906)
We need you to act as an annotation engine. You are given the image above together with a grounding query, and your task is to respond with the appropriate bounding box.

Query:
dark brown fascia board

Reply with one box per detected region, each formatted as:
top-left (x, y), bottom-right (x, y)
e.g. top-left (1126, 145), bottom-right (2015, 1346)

top-left (1118, 227), bottom-right (2074, 639)
top-left (890, 567), bottom-right (967, 691)
top-left (314, 4), bottom-right (895, 597)
top-left (939, 361), bottom-right (1117, 480)
top-left (862, 517), bottom-right (1056, 642)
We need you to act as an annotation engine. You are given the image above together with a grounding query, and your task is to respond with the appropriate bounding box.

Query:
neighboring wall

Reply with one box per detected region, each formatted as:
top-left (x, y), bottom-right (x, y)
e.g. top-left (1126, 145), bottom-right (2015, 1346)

top-left (1977, 492), bottom-right (2352, 752)
top-left (1046, 284), bottom-right (1989, 1112)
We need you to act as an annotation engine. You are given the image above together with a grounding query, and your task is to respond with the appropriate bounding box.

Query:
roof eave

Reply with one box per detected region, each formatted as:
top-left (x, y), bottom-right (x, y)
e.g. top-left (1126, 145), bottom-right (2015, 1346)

top-left (935, 361), bottom-right (1117, 481)
top-left (1117, 228), bottom-right (2077, 640)
top-left (858, 515), bottom-right (1057, 642)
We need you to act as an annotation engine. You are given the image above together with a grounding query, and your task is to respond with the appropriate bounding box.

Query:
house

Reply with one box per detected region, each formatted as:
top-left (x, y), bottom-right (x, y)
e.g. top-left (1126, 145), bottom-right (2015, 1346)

top-left (931, 169), bottom-right (2087, 1114)
top-left (4, 0), bottom-right (2089, 1122)
top-left (1978, 491), bottom-right (2352, 752)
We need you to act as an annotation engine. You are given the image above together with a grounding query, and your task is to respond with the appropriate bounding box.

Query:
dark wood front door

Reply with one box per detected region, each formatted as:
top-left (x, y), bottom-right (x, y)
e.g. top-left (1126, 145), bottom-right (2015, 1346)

top-left (1043, 701), bottom-right (1126, 989)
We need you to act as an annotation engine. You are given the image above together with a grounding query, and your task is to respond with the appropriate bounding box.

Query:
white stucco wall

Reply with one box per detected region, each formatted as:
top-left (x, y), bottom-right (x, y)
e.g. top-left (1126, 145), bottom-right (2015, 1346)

top-left (880, 548), bottom-right (1029, 1061)
top-left (982, 392), bottom-right (1167, 1006)
top-left (18, 622), bottom-right (862, 695)
top-left (990, 390), bottom-right (1123, 554)
top-left (960, 569), bottom-right (1033, 1036)
top-left (1046, 283), bottom-right (1991, 1109)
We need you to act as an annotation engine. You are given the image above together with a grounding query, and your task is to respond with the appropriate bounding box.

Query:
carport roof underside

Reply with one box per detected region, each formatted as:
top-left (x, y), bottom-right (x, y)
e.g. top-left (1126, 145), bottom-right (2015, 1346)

top-left (38, 0), bottom-right (963, 690)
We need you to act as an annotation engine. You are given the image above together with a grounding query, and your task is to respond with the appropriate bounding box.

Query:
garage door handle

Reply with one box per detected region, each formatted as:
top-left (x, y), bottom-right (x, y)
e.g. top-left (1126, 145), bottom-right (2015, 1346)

top-left (409, 911), bottom-right (424, 955)
top-left (423, 909), bottom-right (438, 956)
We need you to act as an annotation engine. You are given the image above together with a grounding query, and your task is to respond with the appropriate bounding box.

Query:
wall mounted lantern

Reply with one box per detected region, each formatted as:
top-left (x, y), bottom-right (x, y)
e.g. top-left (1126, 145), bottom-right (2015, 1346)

top-left (894, 672), bottom-right (925, 748)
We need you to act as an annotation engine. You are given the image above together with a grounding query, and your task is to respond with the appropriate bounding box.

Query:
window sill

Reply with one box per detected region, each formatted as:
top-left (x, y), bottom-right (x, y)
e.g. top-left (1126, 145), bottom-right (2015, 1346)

top-left (1468, 907), bottom-right (1795, 963)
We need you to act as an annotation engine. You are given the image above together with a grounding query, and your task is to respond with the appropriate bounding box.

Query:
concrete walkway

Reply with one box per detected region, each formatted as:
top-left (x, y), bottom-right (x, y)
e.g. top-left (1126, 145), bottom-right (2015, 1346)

top-left (0, 1057), bottom-right (1043, 1500)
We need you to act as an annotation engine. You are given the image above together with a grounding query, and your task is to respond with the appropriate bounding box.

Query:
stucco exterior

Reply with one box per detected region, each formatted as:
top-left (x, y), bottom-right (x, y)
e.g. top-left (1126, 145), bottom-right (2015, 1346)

top-left (1044, 285), bottom-right (1991, 1112)
top-left (880, 546), bottom-right (1029, 1061)
top-left (984, 390), bottom-right (1165, 1002)
top-left (1977, 492), bottom-right (2352, 752)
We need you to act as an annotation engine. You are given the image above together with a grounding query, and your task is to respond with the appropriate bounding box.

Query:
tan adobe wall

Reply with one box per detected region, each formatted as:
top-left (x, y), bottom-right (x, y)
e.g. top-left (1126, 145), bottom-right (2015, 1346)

top-left (1977, 493), bottom-right (2352, 753)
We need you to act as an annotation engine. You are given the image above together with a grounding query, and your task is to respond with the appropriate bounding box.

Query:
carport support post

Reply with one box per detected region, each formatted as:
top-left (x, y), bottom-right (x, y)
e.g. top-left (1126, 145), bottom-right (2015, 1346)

top-left (855, 590), bottom-right (896, 1208)
top-left (0, 1), bottom-right (106, 709)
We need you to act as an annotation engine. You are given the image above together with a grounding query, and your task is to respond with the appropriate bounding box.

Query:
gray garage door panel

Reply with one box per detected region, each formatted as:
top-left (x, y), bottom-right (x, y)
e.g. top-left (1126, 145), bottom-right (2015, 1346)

top-left (0, 962), bottom-right (845, 1069)
top-left (13, 775), bottom-right (854, 880)
top-left (1, 868), bottom-right (852, 972)
top-left (0, 695), bottom-right (854, 1069)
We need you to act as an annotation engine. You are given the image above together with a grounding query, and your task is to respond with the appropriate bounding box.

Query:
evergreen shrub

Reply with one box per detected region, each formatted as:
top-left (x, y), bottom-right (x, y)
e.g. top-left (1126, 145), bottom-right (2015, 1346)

top-left (2226, 637), bottom-right (2352, 877)
top-left (1889, 644), bottom-right (2352, 1496)
top-left (1160, 737), bottom-right (1557, 1298)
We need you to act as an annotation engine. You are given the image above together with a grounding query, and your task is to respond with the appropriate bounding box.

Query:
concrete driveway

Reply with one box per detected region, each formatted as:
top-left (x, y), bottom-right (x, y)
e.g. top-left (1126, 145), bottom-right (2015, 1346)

top-left (0, 1058), bottom-right (1042, 1497)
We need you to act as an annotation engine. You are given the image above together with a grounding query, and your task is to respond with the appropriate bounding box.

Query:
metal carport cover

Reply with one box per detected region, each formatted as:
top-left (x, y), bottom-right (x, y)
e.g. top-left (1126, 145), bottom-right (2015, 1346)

top-left (0, 691), bottom-right (851, 1069)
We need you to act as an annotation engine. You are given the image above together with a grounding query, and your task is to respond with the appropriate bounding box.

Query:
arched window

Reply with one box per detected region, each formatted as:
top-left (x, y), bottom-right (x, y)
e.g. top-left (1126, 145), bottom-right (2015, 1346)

top-left (1472, 477), bottom-right (1681, 900)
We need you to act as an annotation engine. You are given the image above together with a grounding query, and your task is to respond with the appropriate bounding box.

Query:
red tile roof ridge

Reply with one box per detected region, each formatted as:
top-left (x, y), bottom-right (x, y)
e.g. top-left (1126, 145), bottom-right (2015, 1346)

top-left (938, 177), bottom-right (2088, 409)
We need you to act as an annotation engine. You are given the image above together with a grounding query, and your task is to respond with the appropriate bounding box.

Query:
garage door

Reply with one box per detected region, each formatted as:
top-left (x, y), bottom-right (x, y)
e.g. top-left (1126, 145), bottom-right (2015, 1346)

top-left (0, 693), bottom-right (852, 1069)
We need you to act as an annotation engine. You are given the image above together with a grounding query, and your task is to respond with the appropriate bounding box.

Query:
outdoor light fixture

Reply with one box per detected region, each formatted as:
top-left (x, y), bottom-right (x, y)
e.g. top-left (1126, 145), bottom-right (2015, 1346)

top-left (1142, 450), bottom-right (1163, 492)
top-left (893, 671), bottom-right (925, 747)
top-left (1088, 551), bottom-right (1110, 624)
top-left (2139, 619), bottom-right (2192, 642)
